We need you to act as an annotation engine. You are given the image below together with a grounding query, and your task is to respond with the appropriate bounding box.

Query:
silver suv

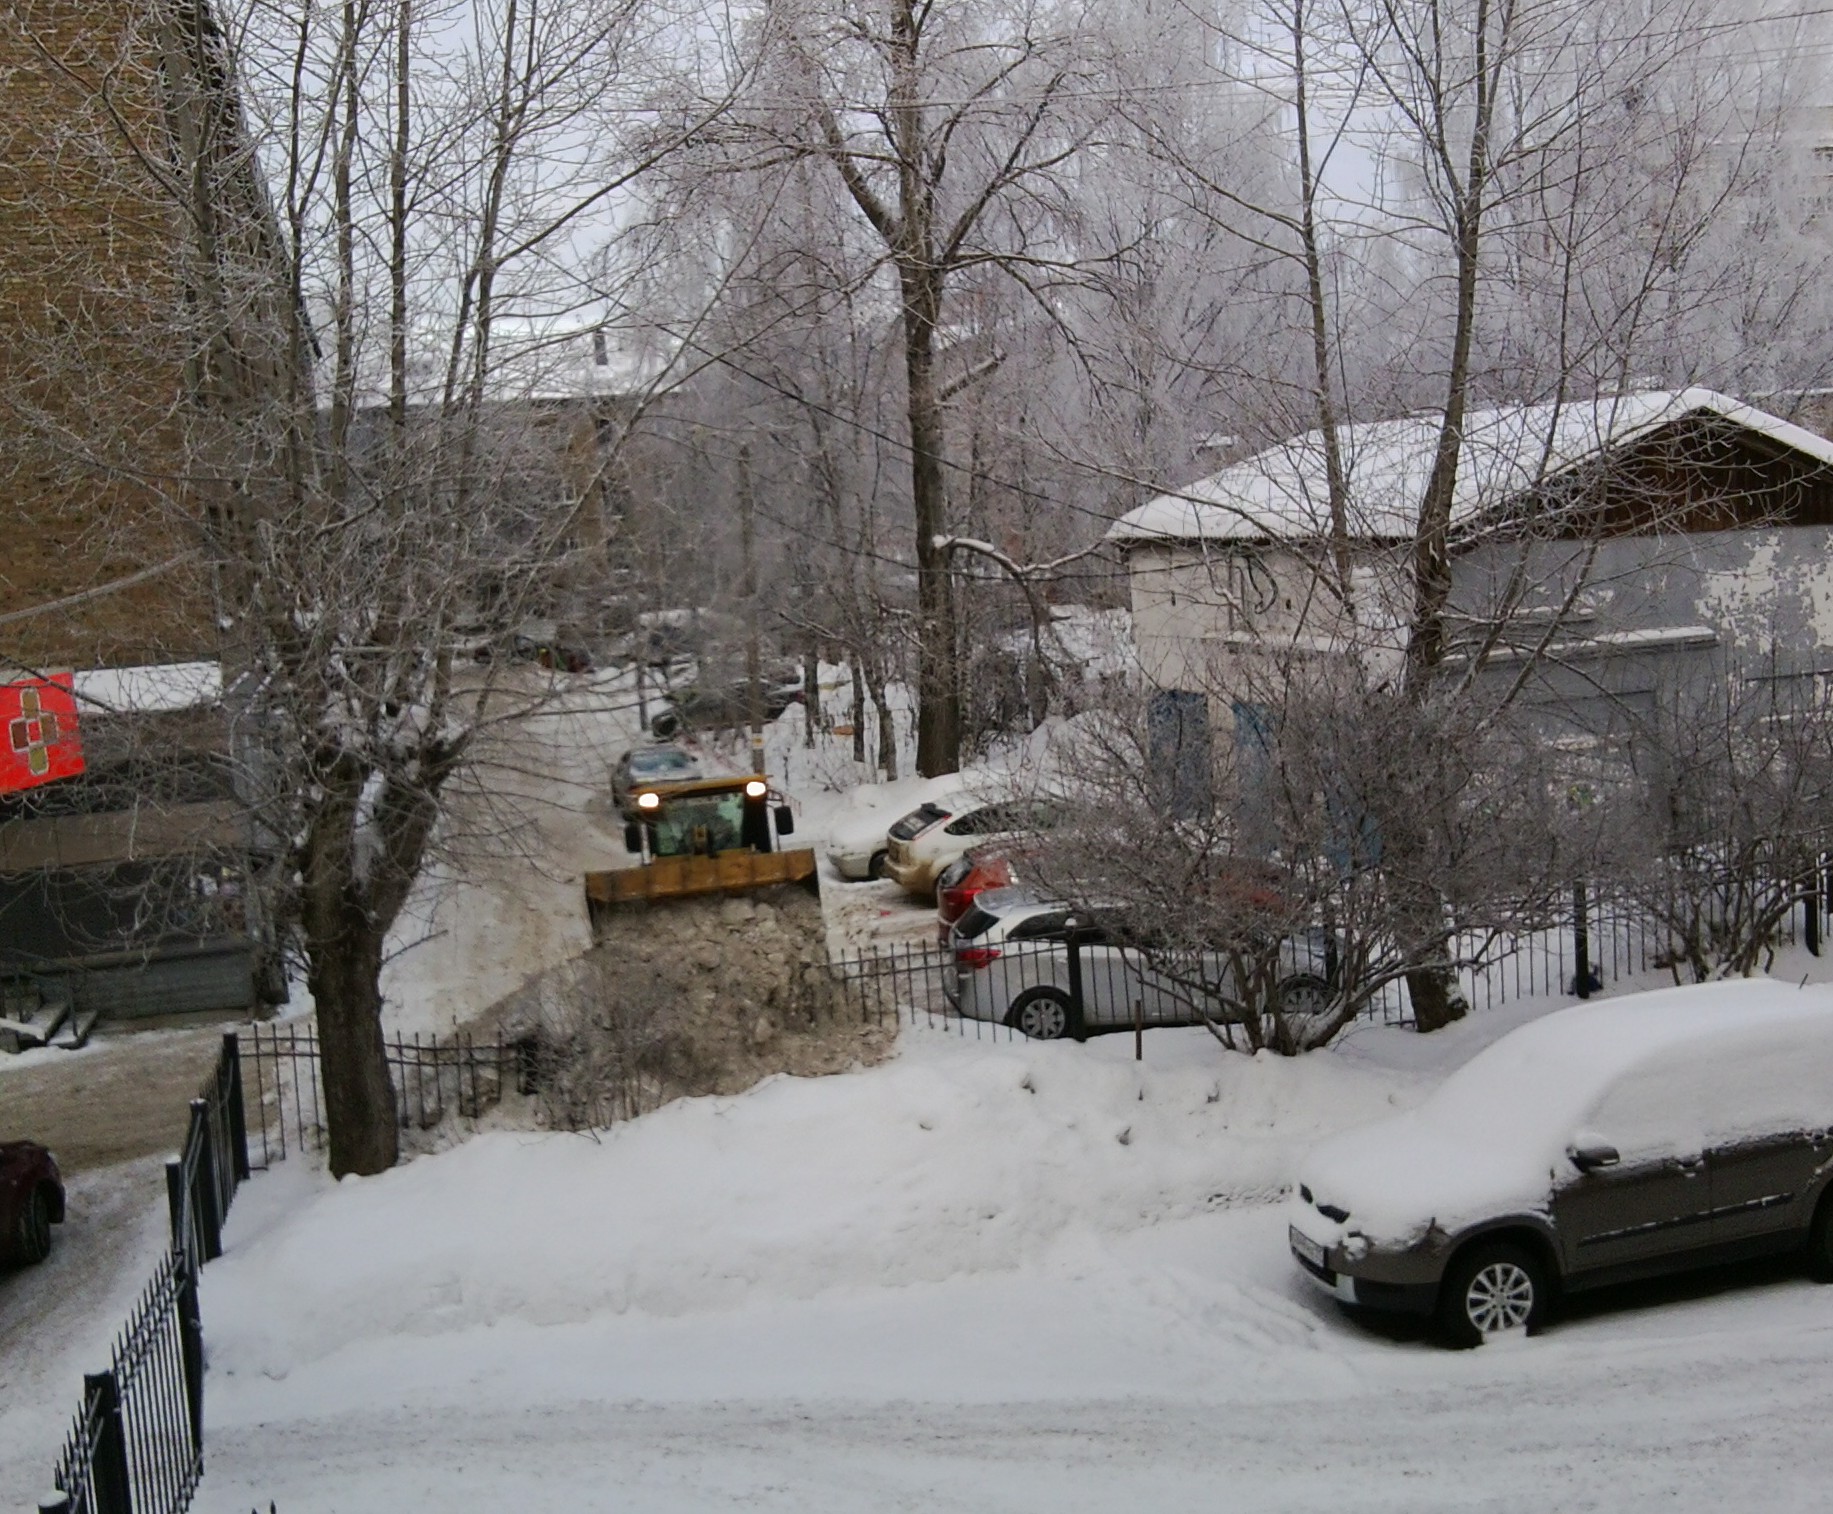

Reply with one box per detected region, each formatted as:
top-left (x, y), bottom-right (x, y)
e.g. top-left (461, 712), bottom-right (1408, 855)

top-left (944, 888), bottom-right (1332, 1040)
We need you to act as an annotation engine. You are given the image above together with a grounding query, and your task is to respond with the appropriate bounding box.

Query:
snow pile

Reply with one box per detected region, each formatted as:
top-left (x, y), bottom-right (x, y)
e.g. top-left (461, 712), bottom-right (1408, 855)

top-left (202, 1027), bottom-right (1409, 1383)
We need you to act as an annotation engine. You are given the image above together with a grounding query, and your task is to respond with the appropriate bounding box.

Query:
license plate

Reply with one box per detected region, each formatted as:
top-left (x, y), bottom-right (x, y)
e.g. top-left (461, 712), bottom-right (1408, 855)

top-left (1289, 1225), bottom-right (1326, 1269)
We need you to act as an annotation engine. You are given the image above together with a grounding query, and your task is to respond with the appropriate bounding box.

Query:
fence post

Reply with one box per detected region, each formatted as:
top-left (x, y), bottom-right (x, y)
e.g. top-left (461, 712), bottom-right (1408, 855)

top-left (1573, 882), bottom-right (1592, 1000)
top-left (176, 1250), bottom-right (206, 1455)
top-left (166, 1157), bottom-right (191, 1268)
top-left (83, 1371), bottom-right (132, 1514)
top-left (189, 1099), bottom-right (224, 1262)
top-left (223, 1031), bottom-right (251, 1181)
top-left (1066, 922), bottom-right (1086, 1042)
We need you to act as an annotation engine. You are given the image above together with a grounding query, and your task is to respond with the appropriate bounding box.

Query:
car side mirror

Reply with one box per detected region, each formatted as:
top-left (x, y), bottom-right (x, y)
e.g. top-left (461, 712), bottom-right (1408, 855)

top-left (1568, 1138), bottom-right (1620, 1173)
top-left (775, 804), bottom-right (795, 836)
top-left (624, 822), bottom-right (642, 854)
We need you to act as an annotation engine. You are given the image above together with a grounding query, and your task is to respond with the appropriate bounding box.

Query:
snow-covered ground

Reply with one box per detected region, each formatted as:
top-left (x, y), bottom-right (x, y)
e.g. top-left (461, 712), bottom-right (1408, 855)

top-left (195, 994), bottom-right (1833, 1512)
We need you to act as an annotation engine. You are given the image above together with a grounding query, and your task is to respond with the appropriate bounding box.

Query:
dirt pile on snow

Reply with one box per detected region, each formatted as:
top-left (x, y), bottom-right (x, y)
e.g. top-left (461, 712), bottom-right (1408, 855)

top-left (492, 886), bottom-right (892, 1125)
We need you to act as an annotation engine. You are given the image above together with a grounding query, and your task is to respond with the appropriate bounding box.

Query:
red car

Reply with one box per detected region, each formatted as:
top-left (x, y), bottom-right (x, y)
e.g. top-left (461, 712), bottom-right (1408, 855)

top-left (936, 846), bottom-right (1021, 943)
top-left (2, 1141), bottom-right (64, 1266)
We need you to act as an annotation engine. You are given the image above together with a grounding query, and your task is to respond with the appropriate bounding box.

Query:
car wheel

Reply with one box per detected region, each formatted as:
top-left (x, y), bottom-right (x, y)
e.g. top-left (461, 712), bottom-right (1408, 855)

top-left (15, 1187), bottom-right (52, 1266)
top-left (1274, 973), bottom-right (1333, 1017)
top-left (1436, 1242), bottom-right (1546, 1348)
top-left (1808, 1190), bottom-right (1833, 1283)
top-left (868, 849), bottom-right (889, 881)
top-left (1008, 988), bottom-right (1073, 1041)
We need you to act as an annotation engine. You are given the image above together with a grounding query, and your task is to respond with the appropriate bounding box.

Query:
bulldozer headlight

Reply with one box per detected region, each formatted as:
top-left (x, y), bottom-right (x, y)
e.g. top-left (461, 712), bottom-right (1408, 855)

top-left (744, 779), bottom-right (768, 799)
top-left (636, 791), bottom-right (661, 811)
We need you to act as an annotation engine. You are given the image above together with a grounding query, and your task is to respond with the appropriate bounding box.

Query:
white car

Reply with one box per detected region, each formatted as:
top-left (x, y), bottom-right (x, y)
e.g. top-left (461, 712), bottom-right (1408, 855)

top-left (883, 794), bottom-right (1065, 899)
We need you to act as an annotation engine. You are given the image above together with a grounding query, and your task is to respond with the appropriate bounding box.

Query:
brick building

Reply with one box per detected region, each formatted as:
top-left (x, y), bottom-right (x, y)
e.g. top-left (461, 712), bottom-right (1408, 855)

top-left (0, 0), bottom-right (287, 1032)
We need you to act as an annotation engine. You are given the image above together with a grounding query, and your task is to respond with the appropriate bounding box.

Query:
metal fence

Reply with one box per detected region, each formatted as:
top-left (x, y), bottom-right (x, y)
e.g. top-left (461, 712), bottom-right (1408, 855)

top-left (42, 1034), bottom-right (251, 1514)
top-left (835, 876), bottom-right (1833, 1041)
top-left (827, 934), bottom-right (1336, 1043)
top-left (238, 1024), bottom-right (522, 1165)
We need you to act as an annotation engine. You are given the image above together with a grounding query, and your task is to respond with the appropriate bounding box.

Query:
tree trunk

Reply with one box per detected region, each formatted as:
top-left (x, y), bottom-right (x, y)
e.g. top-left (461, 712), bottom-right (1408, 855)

top-left (803, 642), bottom-right (820, 747)
top-left (863, 650), bottom-right (898, 781)
top-left (1406, 964), bottom-right (1467, 1034)
top-left (901, 266), bottom-right (958, 777)
top-left (850, 656), bottom-right (867, 765)
top-left (308, 907), bottom-right (399, 1176)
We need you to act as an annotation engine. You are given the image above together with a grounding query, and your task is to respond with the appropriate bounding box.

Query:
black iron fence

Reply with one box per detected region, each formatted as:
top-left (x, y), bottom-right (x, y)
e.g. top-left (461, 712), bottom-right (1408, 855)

top-left (826, 933), bottom-right (1336, 1044)
top-left (42, 1033), bottom-right (251, 1514)
top-left (237, 1024), bottom-right (522, 1165)
top-left (834, 875), bottom-right (1833, 1041)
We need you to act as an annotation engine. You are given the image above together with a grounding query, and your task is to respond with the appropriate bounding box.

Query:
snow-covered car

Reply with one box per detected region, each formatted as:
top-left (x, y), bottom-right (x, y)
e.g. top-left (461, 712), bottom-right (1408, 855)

top-left (1290, 979), bottom-right (1833, 1348)
top-left (944, 888), bottom-right (1332, 1041)
top-left (610, 744), bottom-right (704, 819)
top-left (884, 794), bottom-right (1066, 899)
top-left (2, 1140), bottom-right (64, 1267)
top-left (827, 835), bottom-right (890, 882)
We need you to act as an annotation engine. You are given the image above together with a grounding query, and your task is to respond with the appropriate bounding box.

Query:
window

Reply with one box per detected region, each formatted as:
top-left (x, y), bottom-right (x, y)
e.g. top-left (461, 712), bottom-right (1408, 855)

top-left (1148, 690), bottom-right (1212, 821)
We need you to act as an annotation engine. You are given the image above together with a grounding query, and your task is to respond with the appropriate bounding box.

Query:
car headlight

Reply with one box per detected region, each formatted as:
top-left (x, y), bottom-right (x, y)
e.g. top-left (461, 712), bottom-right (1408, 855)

top-left (636, 791), bottom-right (661, 811)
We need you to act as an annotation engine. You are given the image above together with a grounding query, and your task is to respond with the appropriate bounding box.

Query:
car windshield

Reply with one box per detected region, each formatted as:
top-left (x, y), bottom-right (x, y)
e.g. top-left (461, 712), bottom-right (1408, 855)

top-left (632, 749), bottom-right (696, 778)
top-left (889, 802), bottom-right (950, 841)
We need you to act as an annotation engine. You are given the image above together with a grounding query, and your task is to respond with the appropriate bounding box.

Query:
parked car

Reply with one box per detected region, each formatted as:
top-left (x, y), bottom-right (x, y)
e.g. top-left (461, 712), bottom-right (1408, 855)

top-left (610, 744), bottom-right (704, 819)
top-left (1288, 979), bottom-right (1833, 1348)
top-left (827, 832), bottom-right (892, 882)
top-left (885, 793), bottom-right (1067, 899)
top-left (935, 845), bottom-right (1020, 942)
top-left (650, 679), bottom-right (803, 739)
top-left (2, 1140), bottom-right (64, 1267)
top-left (944, 888), bottom-right (1333, 1040)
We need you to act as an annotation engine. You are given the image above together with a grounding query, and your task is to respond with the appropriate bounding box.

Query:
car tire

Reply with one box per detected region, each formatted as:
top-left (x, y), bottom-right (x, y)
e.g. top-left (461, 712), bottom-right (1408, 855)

top-left (1808, 1189), bottom-right (1833, 1283)
top-left (1274, 973), bottom-right (1333, 1017)
top-left (16, 1187), bottom-right (53, 1267)
top-left (1007, 988), bottom-right (1074, 1041)
top-left (868, 850), bottom-right (889, 881)
top-left (1436, 1241), bottom-right (1547, 1348)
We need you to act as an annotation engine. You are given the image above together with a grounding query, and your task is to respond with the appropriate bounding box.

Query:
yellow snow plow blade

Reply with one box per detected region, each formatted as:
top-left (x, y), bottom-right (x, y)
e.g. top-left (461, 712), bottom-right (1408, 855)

top-left (585, 847), bottom-right (819, 908)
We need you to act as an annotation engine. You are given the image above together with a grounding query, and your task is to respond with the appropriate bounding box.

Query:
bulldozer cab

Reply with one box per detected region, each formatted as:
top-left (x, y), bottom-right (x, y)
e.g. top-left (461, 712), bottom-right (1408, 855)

top-left (589, 775), bottom-right (817, 914)
top-left (623, 775), bottom-right (787, 860)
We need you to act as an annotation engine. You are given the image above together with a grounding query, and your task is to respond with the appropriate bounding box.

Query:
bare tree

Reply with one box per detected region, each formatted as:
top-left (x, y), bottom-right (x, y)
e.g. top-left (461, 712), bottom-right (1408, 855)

top-left (4, 0), bottom-right (747, 1173)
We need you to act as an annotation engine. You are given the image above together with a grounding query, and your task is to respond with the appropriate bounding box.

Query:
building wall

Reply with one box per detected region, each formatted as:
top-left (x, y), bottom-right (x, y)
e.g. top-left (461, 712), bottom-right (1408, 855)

top-left (0, 0), bottom-right (218, 671)
top-left (1126, 522), bottom-right (1833, 722)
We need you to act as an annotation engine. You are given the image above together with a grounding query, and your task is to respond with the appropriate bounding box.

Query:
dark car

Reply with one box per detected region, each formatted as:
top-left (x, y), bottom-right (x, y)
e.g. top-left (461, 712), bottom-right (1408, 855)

top-left (650, 680), bottom-right (803, 739)
top-left (610, 744), bottom-right (704, 819)
top-left (2, 1140), bottom-right (65, 1267)
top-left (1290, 980), bottom-right (1833, 1347)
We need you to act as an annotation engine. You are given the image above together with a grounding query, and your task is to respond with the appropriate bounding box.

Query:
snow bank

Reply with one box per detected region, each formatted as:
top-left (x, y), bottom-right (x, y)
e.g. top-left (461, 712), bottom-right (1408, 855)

top-left (203, 1027), bottom-right (1409, 1382)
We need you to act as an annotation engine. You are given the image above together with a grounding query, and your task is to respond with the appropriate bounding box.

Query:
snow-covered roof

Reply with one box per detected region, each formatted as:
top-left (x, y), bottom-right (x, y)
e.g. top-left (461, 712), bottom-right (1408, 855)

top-left (72, 662), bottom-right (221, 715)
top-left (1109, 388), bottom-right (1833, 547)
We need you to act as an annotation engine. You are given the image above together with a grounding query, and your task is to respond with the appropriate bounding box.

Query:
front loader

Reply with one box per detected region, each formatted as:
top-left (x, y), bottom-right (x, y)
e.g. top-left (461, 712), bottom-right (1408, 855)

top-left (583, 774), bottom-right (818, 922)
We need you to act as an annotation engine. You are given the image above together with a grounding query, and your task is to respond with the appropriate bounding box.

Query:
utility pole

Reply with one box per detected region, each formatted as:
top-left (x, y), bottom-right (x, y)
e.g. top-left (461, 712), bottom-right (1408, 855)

top-left (738, 442), bottom-right (765, 774)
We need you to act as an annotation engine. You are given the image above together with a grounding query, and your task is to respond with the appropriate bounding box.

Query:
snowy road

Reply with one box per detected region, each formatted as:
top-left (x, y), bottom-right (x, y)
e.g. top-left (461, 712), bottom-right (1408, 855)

top-left (191, 1017), bottom-right (1833, 1511)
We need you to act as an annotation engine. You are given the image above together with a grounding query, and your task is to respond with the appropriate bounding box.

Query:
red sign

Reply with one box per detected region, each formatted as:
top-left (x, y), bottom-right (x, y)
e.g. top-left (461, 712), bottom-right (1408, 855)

top-left (1, 674), bottom-right (85, 794)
